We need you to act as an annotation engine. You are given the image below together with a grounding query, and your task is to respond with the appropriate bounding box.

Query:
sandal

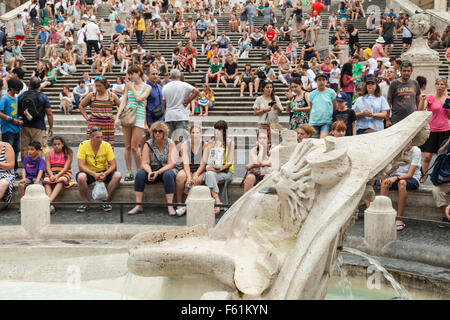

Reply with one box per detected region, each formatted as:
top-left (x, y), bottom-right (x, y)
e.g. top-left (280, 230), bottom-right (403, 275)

top-left (50, 206), bottom-right (56, 215)
top-left (124, 172), bottom-right (134, 182)
top-left (396, 221), bottom-right (406, 231)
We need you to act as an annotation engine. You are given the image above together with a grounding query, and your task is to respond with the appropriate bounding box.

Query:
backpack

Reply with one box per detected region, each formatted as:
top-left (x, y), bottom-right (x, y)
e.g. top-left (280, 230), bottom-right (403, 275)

top-left (428, 144), bottom-right (450, 185)
top-left (19, 90), bottom-right (44, 122)
top-left (30, 7), bottom-right (37, 18)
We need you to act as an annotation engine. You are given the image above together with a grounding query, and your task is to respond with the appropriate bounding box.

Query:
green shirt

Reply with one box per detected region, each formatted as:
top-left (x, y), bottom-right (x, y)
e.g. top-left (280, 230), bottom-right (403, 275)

top-left (209, 63), bottom-right (222, 74)
top-left (352, 63), bottom-right (363, 82)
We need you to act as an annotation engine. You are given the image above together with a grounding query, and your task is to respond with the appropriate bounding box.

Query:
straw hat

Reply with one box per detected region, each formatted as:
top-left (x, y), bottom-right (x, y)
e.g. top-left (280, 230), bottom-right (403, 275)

top-left (375, 36), bottom-right (385, 43)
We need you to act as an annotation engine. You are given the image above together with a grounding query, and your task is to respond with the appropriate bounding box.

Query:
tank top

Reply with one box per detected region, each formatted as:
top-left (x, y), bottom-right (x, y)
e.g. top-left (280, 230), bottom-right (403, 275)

top-left (188, 140), bottom-right (204, 172)
top-left (127, 84), bottom-right (146, 122)
top-left (147, 138), bottom-right (171, 171)
top-left (90, 91), bottom-right (114, 119)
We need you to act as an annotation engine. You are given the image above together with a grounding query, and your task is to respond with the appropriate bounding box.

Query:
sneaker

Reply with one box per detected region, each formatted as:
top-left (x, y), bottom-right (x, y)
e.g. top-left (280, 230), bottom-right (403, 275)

top-left (77, 204), bottom-right (89, 213)
top-left (128, 207), bottom-right (143, 215)
top-left (102, 203), bottom-right (113, 212)
top-left (176, 207), bottom-right (186, 216)
top-left (124, 172), bottom-right (134, 181)
top-left (168, 208), bottom-right (176, 216)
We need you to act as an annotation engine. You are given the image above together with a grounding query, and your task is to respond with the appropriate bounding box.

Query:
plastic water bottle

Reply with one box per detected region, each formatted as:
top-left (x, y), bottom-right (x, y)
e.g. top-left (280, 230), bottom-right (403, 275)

top-left (115, 119), bottom-right (121, 133)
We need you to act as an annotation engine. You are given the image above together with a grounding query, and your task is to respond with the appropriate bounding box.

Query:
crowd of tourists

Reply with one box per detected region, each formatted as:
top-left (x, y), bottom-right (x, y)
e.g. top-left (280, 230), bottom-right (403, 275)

top-left (0, 0), bottom-right (448, 228)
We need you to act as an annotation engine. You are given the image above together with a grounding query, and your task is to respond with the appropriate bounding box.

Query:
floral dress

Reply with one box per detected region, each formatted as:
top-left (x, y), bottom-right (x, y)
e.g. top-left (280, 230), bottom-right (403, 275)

top-left (289, 93), bottom-right (309, 129)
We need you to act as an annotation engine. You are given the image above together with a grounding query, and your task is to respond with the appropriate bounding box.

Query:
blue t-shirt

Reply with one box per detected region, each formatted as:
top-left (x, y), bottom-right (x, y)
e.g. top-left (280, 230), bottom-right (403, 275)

top-left (23, 155), bottom-right (45, 180)
top-left (115, 24), bottom-right (125, 34)
top-left (0, 94), bottom-right (20, 134)
top-left (353, 95), bottom-right (390, 131)
top-left (37, 31), bottom-right (49, 44)
top-left (308, 88), bottom-right (337, 126)
top-left (196, 20), bottom-right (208, 30)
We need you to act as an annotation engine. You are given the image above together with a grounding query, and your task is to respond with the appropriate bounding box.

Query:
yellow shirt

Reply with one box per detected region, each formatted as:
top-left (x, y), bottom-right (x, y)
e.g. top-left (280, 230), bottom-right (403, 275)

top-left (364, 48), bottom-right (372, 60)
top-left (135, 18), bottom-right (145, 31)
top-left (77, 140), bottom-right (115, 173)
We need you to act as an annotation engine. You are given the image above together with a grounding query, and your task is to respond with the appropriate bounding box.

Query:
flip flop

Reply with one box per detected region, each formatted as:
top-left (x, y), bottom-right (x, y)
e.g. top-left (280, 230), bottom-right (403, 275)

top-left (396, 222), bottom-right (406, 231)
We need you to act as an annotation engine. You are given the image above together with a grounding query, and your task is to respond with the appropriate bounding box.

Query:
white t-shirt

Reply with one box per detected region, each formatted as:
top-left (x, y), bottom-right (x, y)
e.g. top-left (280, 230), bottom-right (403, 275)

top-left (328, 15), bottom-right (337, 26)
top-left (329, 67), bottom-right (340, 84)
top-left (162, 80), bottom-right (194, 121)
top-left (85, 22), bottom-right (100, 41)
top-left (21, 11), bottom-right (29, 26)
top-left (253, 95), bottom-right (283, 125)
top-left (367, 58), bottom-right (378, 75)
top-left (394, 146), bottom-right (422, 183)
top-left (77, 27), bottom-right (86, 44)
top-left (306, 69), bottom-right (317, 89)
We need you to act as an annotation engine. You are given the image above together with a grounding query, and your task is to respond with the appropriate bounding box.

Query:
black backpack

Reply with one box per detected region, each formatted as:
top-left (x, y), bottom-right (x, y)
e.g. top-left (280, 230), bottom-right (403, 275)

top-left (20, 90), bottom-right (44, 121)
top-left (30, 7), bottom-right (37, 18)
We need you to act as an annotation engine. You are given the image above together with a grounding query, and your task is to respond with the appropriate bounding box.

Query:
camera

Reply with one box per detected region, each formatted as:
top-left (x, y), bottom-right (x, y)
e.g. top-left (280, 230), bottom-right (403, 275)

top-left (268, 101), bottom-right (276, 107)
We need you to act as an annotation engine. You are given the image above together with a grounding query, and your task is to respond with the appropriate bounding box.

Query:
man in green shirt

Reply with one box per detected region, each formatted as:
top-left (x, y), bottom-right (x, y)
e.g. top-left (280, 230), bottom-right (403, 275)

top-left (352, 54), bottom-right (364, 88)
top-left (206, 55), bottom-right (223, 87)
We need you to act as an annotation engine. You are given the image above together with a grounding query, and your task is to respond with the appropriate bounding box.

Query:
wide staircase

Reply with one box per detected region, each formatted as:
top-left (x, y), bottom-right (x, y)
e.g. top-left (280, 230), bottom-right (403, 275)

top-left (12, 0), bottom-right (450, 148)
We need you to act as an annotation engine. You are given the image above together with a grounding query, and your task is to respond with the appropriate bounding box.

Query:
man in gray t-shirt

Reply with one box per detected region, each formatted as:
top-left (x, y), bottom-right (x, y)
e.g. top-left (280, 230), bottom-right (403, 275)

top-left (162, 69), bottom-right (199, 141)
top-left (387, 61), bottom-right (420, 126)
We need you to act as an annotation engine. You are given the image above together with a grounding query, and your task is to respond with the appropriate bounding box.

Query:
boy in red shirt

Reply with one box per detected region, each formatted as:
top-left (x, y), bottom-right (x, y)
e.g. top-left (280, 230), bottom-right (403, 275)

top-left (311, 0), bottom-right (324, 16)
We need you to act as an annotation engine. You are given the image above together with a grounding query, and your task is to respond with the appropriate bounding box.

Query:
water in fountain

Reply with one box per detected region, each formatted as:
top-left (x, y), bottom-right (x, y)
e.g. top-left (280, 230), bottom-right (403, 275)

top-left (342, 247), bottom-right (412, 300)
top-left (335, 255), bottom-right (354, 300)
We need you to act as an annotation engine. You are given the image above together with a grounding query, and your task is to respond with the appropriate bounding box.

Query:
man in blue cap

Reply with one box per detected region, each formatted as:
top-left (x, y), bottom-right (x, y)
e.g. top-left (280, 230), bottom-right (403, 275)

top-left (332, 91), bottom-right (357, 136)
top-left (308, 71), bottom-right (336, 138)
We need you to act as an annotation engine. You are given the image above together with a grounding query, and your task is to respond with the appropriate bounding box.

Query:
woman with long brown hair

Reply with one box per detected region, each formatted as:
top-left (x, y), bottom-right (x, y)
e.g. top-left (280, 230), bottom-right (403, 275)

top-left (79, 78), bottom-right (121, 148)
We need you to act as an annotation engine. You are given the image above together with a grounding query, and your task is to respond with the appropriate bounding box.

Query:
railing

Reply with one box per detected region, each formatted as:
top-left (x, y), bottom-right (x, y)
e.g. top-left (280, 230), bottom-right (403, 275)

top-left (8, 201), bottom-right (231, 223)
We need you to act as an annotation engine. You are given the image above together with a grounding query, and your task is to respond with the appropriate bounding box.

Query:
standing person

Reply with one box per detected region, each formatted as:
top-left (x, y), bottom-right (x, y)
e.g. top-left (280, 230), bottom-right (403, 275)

top-left (85, 16), bottom-right (101, 64)
top-left (14, 15), bottom-right (26, 46)
top-left (244, 0), bottom-right (257, 35)
top-left (353, 76), bottom-right (390, 134)
top-left (417, 78), bottom-right (450, 183)
top-left (115, 65), bottom-right (151, 182)
top-left (386, 61), bottom-right (421, 126)
top-left (381, 15), bottom-right (396, 57)
top-left (162, 69), bottom-right (200, 140)
top-left (34, 26), bottom-right (49, 62)
top-left (340, 62), bottom-right (355, 109)
top-left (253, 80), bottom-right (283, 126)
top-left (0, 78), bottom-right (23, 172)
top-left (75, 127), bottom-right (122, 213)
top-left (79, 78), bottom-right (121, 148)
top-left (133, 12), bottom-right (145, 46)
top-left (332, 92), bottom-right (357, 136)
top-left (17, 77), bottom-right (54, 163)
top-left (308, 71), bottom-right (337, 138)
top-left (145, 66), bottom-right (164, 129)
top-left (287, 77), bottom-right (311, 130)
top-left (372, 37), bottom-right (387, 60)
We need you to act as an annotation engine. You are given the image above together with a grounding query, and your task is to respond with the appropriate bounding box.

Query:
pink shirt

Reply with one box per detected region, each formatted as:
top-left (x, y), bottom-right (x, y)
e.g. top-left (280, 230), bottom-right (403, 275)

top-left (426, 94), bottom-right (450, 132)
top-left (342, 74), bottom-right (354, 93)
top-left (371, 43), bottom-right (384, 60)
top-left (49, 31), bottom-right (61, 44)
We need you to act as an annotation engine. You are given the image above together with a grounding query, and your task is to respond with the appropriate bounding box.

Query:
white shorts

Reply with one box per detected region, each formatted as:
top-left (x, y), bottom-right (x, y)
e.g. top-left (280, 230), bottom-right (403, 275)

top-left (135, 117), bottom-right (145, 129)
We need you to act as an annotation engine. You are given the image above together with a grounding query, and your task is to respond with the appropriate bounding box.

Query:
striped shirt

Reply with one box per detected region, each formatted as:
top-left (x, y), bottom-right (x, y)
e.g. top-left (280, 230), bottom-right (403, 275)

top-left (127, 85), bottom-right (146, 122)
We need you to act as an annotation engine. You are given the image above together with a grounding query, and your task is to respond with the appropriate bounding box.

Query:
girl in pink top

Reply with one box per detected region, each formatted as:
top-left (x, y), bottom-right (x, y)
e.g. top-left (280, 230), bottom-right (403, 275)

top-left (418, 78), bottom-right (450, 183)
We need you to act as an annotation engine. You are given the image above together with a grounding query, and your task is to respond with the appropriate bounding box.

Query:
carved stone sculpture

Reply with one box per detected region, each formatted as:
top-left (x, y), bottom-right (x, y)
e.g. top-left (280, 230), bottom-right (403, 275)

top-left (128, 112), bottom-right (431, 300)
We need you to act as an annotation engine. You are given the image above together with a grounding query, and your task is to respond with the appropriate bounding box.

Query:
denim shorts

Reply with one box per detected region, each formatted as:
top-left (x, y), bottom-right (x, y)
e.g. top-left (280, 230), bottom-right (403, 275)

top-left (311, 123), bottom-right (331, 137)
top-left (248, 16), bottom-right (254, 26)
top-left (387, 175), bottom-right (419, 190)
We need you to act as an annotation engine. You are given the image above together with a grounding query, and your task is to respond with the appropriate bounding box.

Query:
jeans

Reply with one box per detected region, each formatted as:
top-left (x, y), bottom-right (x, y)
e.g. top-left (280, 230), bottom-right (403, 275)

top-left (74, 94), bottom-right (81, 109)
top-left (251, 38), bottom-right (263, 48)
top-left (135, 30), bottom-right (143, 46)
top-left (35, 45), bottom-right (45, 60)
top-left (1, 131), bottom-right (20, 171)
top-left (205, 171), bottom-right (233, 194)
top-left (86, 40), bottom-right (100, 59)
top-left (60, 63), bottom-right (77, 75)
top-left (345, 92), bottom-right (353, 109)
top-left (134, 168), bottom-right (176, 194)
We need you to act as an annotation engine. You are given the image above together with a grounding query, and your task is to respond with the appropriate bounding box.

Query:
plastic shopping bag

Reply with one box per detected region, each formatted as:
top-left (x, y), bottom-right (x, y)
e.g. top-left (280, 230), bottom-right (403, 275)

top-left (92, 181), bottom-right (108, 200)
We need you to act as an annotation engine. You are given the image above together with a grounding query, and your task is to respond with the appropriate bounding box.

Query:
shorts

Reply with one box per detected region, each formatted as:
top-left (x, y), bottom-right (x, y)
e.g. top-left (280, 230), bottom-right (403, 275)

top-left (304, 51), bottom-right (316, 61)
top-left (402, 37), bottom-right (412, 45)
top-left (15, 35), bottom-right (25, 41)
top-left (144, 13), bottom-right (152, 20)
top-left (311, 123), bottom-right (331, 137)
top-left (324, 0), bottom-right (331, 4)
top-left (166, 121), bottom-right (189, 142)
top-left (387, 175), bottom-right (419, 190)
top-left (76, 171), bottom-right (115, 185)
top-left (20, 127), bottom-right (48, 154)
top-left (248, 17), bottom-right (254, 26)
top-left (208, 74), bottom-right (218, 81)
top-left (383, 36), bottom-right (394, 45)
top-left (419, 130), bottom-right (450, 154)
top-left (23, 178), bottom-right (43, 187)
top-left (135, 117), bottom-right (145, 129)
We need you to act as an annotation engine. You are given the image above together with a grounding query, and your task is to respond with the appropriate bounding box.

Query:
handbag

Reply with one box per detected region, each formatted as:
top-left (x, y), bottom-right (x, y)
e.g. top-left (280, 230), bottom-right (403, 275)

top-left (150, 107), bottom-right (164, 121)
top-left (119, 106), bottom-right (137, 127)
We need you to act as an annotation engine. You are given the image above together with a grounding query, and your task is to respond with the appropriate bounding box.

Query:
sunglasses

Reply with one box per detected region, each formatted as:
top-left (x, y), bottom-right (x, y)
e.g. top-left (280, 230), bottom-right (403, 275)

top-left (153, 129), bottom-right (164, 134)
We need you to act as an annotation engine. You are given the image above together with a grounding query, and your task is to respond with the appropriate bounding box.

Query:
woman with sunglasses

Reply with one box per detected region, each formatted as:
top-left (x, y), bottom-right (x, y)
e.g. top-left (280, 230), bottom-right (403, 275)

top-left (79, 78), bottom-right (121, 148)
top-left (115, 65), bottom-right (151, 182)
top-left (128, 121), bottom-right (178, 216)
